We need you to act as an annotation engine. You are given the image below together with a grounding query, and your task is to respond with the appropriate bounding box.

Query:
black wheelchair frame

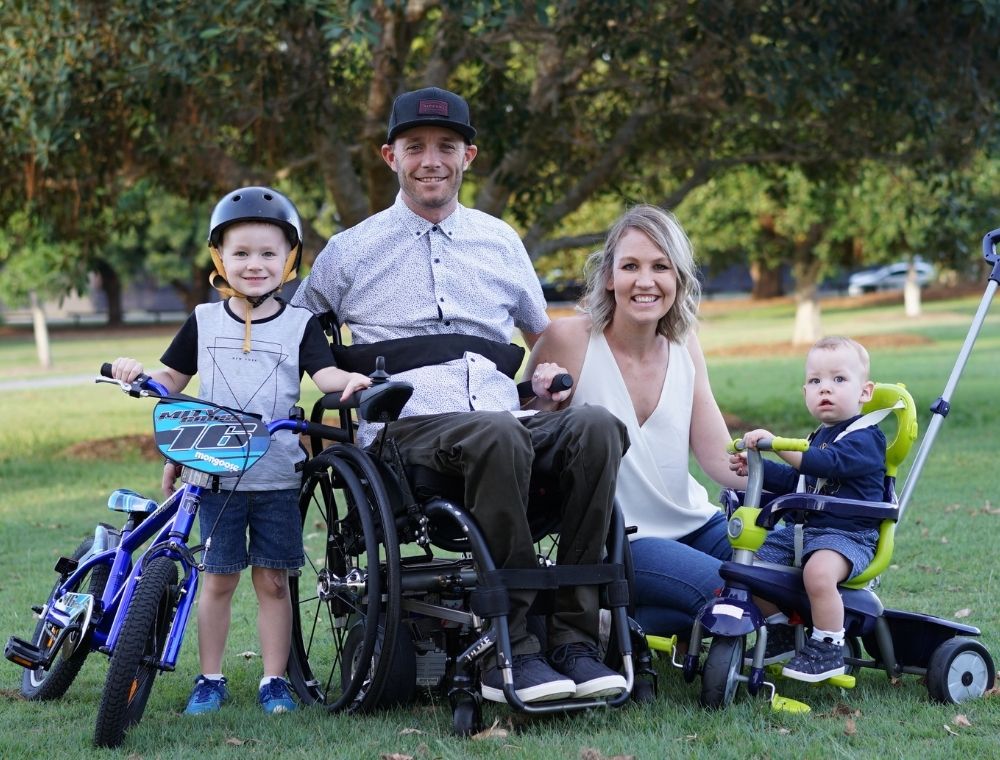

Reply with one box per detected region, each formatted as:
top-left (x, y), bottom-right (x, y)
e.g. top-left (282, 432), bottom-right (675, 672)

top-left (283, 315), bottom-right (655, 734)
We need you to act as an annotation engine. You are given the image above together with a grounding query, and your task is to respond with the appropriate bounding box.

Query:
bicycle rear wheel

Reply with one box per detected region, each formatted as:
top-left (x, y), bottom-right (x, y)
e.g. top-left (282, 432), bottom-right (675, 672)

top-left (21, 537), bottom-right (111, 700)
top-left (288, 446), bottom-right (401, 712)
top-left (94, 557), bottom-right (178, 749)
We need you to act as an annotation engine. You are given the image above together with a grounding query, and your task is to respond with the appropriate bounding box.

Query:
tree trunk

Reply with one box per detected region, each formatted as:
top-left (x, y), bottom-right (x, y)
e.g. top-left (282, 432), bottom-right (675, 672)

top-left (29, 291), bottom-right (52, 369)
top-left (792, 288), bottom-right (822, 345)
top-left (750, 262), bottom-right (783, 299)
top-left (95, 261), bottom-right (124, 326)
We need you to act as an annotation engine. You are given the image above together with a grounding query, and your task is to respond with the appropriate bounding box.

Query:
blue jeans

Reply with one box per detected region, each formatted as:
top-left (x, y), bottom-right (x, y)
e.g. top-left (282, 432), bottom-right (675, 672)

top-left (630, 511), bottom-right (732, 636)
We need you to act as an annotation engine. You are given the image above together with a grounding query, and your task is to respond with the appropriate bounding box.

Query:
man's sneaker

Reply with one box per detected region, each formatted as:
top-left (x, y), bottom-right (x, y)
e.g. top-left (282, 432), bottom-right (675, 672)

top-left (183, 675), bottom-right (229, 715)
top-left (781, 637), bottom-right (846, 682)
top-left (480, 652), bottom-right (576, 704)
top-left (548, 642), bottom-right (627, 699)
top-left (745, 623), bottom-right (797, 666)
top-left (258, 677), bottom-right (297, 714)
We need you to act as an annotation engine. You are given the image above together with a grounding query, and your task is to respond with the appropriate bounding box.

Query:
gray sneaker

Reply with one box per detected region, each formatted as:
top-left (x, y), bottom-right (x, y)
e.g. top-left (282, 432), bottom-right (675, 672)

top-left (548, 642), bottom-right (627, 699)
top-left (480, 652), bottom-right (576, 704)
top-left (781, 637), bottom-right (846, 682)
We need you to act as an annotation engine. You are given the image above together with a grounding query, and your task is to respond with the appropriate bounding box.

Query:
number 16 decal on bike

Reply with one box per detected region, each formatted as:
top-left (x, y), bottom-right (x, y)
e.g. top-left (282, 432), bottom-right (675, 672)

top-left (152, 399), bottom-right (270, 475)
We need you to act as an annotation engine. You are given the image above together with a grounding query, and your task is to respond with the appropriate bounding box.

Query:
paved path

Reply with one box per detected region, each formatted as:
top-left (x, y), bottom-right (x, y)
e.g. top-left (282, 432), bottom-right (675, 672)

top-left (0, 374), bottom-right (94, 392)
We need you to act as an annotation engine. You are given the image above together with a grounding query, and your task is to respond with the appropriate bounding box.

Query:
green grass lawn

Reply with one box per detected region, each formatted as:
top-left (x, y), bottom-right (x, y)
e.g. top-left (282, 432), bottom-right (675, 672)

top-left (2, 294), bottom-right (1000, 759)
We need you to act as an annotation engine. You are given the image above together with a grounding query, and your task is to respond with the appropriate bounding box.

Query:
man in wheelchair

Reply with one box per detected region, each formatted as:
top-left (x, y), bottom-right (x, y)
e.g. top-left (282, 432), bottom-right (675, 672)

top-left (292, 87), bottom-right (629, 704)
top-left (730, 336), bottom-right (887, 682)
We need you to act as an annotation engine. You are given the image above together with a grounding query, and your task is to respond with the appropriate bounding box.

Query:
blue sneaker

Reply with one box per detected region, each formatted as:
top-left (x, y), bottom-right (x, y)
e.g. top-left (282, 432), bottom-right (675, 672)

top-left (184, 675), bottom-right (229, 715)
top-left (258, 677), bottom-right (297, 714)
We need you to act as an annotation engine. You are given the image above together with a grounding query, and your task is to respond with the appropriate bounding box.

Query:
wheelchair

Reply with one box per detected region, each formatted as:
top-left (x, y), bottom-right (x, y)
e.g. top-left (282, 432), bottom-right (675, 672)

top-left (662, 382), bottom-right (996, 712)
top-left (283, 316), bottom-right (655, 734)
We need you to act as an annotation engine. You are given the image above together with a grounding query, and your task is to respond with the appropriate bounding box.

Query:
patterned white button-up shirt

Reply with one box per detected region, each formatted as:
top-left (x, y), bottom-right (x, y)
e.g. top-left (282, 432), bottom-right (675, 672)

top-left (292, 194), bottom-right (549, 445)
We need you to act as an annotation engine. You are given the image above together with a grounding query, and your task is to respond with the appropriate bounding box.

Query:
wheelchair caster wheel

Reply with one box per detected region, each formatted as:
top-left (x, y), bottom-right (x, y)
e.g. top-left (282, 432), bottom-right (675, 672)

top-left (450, 693), bottom-right (482, 736)
top-left (631, 677), bottom-right (657, 703)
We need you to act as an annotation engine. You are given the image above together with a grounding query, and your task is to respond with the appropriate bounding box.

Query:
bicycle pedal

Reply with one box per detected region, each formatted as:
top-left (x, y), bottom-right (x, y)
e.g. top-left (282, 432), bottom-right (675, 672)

top-left (4, 635), bottom-right (48, 670)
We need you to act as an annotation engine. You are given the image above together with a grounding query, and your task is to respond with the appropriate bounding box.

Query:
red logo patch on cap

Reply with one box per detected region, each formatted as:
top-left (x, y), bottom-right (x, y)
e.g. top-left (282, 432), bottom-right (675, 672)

top-left (417, 99), bottom-right (449, 117)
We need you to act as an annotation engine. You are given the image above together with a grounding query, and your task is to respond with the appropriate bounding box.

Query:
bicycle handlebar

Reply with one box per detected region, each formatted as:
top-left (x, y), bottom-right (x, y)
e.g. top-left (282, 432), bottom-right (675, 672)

top-left (99, 363), bottom-right (350, 443)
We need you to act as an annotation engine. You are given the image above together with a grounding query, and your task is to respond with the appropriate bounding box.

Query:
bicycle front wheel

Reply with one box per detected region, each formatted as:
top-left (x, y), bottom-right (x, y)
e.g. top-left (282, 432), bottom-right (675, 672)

top-left (21, 537), bottom-right (111, 700)
top-left (94, 557), bottom-right (178, 749)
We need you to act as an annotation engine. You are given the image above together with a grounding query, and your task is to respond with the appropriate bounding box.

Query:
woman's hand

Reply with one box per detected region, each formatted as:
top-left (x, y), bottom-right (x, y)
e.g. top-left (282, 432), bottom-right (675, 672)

top-left (530, 362), bottom-right (573, 404)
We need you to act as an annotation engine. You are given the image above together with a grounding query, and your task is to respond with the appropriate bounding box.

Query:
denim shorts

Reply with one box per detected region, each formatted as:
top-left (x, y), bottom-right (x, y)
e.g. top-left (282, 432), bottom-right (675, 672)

top-left (197, 488), bottom-right (303, 574)
top-left (756, 525), bottom-right (880, 580)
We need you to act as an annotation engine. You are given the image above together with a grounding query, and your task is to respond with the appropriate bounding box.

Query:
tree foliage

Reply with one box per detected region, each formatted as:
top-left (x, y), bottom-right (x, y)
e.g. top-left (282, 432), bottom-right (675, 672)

top-left (2, 0), bottom-right (999, 320)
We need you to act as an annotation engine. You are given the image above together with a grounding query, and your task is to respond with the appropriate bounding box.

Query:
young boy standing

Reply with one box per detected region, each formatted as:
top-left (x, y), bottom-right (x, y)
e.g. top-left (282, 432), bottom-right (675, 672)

top-left (111, 187), bottom-right (370, 714)
top-left (730, 336), bottom-right (887, 681)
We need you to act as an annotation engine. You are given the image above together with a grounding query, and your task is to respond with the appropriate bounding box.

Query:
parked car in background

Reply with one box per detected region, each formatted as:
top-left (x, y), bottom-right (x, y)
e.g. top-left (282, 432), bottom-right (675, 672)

top-left (847, 259), bottom-right (936, 296)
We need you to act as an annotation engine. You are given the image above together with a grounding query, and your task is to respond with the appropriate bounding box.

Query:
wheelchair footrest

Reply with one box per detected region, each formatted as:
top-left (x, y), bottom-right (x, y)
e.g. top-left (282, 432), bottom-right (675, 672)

top-left (4, 635), bottom-right (48, 670)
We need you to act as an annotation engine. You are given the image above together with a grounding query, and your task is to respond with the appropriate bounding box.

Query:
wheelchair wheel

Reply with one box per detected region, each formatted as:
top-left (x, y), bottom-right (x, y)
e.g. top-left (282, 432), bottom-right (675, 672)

top-left (288, 446), bottom-right (401, 712)
top-left (94, 557), bottom-right (178, 749)
top-left (926, 638), bottom-right (995, 704)
top-left (20, 537), bottom-right (111, 701)
top-left (700, 635), bottom-right (745, 709)
top-left (342, 620), bottom-right (417, 708)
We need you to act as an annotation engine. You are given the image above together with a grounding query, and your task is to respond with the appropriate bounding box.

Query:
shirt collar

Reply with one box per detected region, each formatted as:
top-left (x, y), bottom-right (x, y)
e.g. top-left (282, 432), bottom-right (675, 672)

top-left (392, 192), bottom-right (459, 239)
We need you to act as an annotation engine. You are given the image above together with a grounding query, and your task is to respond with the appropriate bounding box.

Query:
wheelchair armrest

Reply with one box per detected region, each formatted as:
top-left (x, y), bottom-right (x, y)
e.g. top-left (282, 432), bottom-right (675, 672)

top-left (319, 381), bottom-right (414, 423)
top-left (756, 493), bottom-right (899, 529)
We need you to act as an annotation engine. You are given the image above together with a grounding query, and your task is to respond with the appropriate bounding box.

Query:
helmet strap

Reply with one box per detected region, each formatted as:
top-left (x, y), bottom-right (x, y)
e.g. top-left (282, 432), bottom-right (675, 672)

top-left (209, 246), bottom-right (300, 353)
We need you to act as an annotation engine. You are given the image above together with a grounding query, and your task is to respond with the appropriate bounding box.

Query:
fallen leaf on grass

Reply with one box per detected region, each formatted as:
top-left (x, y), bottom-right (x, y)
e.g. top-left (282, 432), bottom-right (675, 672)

top-left (226, 737), bottom-right (259, 746)
top-left (398, 727), bottom-right (424, 735)
top-left (579, 749), bottom-right (635, 760)
top-left (844, 718), bottom-right (857, 736)
top-left (471, 719), bottom-right (509, 740)
top-left (953, 714), bottom-right (972, 727)
top-left (954, 608), bottom-right (972, 619)
top-left (240, 650), bottom-right (258, 659)
top-left (380, 754), bottom-right (413, 760)
top-left (830, 703), bottom-right (861, 718)
top-left (943, 724), bottom-right (958, 736)
top-left (941, 536), bottom-right (949, 544)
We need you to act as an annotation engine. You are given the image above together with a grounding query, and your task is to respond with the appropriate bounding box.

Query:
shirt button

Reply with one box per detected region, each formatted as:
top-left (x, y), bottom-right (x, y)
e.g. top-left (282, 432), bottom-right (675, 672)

top-left (470, 357), bottom-right (476, 362)
top-left (444, 321), bottom-right (451, 326)
top-left (434, 258), bottom-right (440, 263)
top-left (439, 297), bottom-right (445, 302)
top-left (431, 225), bottom-right (438, 232)
top-left (472, 395), bottom-right (477, 400)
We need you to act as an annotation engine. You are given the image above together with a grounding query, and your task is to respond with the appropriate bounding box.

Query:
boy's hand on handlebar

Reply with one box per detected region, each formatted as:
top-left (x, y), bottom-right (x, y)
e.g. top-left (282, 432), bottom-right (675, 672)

top-left (339, 372), bottom-right (373, 401)
top-left (531, 362), bottom-right (572, 403)
top-left (111, 357), bottom-right (146, 384)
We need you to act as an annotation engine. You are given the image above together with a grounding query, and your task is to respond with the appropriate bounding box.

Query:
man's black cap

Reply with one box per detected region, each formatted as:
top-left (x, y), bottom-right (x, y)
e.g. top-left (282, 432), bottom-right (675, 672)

top-left (386, 87), bottom-right (477, 143)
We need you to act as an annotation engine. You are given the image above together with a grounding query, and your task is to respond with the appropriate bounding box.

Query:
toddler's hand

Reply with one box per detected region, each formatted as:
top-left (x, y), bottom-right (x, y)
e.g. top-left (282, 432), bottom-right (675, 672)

top-left (728, 452), bottom-right (748, 477)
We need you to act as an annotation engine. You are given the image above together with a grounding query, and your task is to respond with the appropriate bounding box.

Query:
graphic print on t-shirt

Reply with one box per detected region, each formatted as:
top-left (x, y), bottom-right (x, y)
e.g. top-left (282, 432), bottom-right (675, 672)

top-left (207, 336), bottom-right (288, 419)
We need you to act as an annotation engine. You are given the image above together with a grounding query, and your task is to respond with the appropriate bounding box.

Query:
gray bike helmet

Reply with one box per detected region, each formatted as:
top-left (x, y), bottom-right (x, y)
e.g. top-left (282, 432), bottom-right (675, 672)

top-left (208, 186), bottom-right (303, 258)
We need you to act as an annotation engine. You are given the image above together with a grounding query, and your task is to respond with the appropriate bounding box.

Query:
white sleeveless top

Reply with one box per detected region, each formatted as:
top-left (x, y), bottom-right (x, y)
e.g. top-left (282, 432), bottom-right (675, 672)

top-left (570, 331), bottom-right (719, 540)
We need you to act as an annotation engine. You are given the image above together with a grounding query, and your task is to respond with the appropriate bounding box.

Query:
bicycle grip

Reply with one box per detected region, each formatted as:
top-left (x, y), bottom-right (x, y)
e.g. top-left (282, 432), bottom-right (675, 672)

top-left (101, 362), bottom-right (113, 378)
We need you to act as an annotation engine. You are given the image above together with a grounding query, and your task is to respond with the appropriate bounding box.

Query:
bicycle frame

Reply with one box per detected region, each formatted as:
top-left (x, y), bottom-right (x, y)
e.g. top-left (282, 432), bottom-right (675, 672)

top-left (35, 389), bottom-right (346, 675)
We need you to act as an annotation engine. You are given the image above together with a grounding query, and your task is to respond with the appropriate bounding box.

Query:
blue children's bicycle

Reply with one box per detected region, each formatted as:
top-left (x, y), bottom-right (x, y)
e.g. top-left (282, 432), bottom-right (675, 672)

top-left (4, 364), bottom-right (360, 748)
